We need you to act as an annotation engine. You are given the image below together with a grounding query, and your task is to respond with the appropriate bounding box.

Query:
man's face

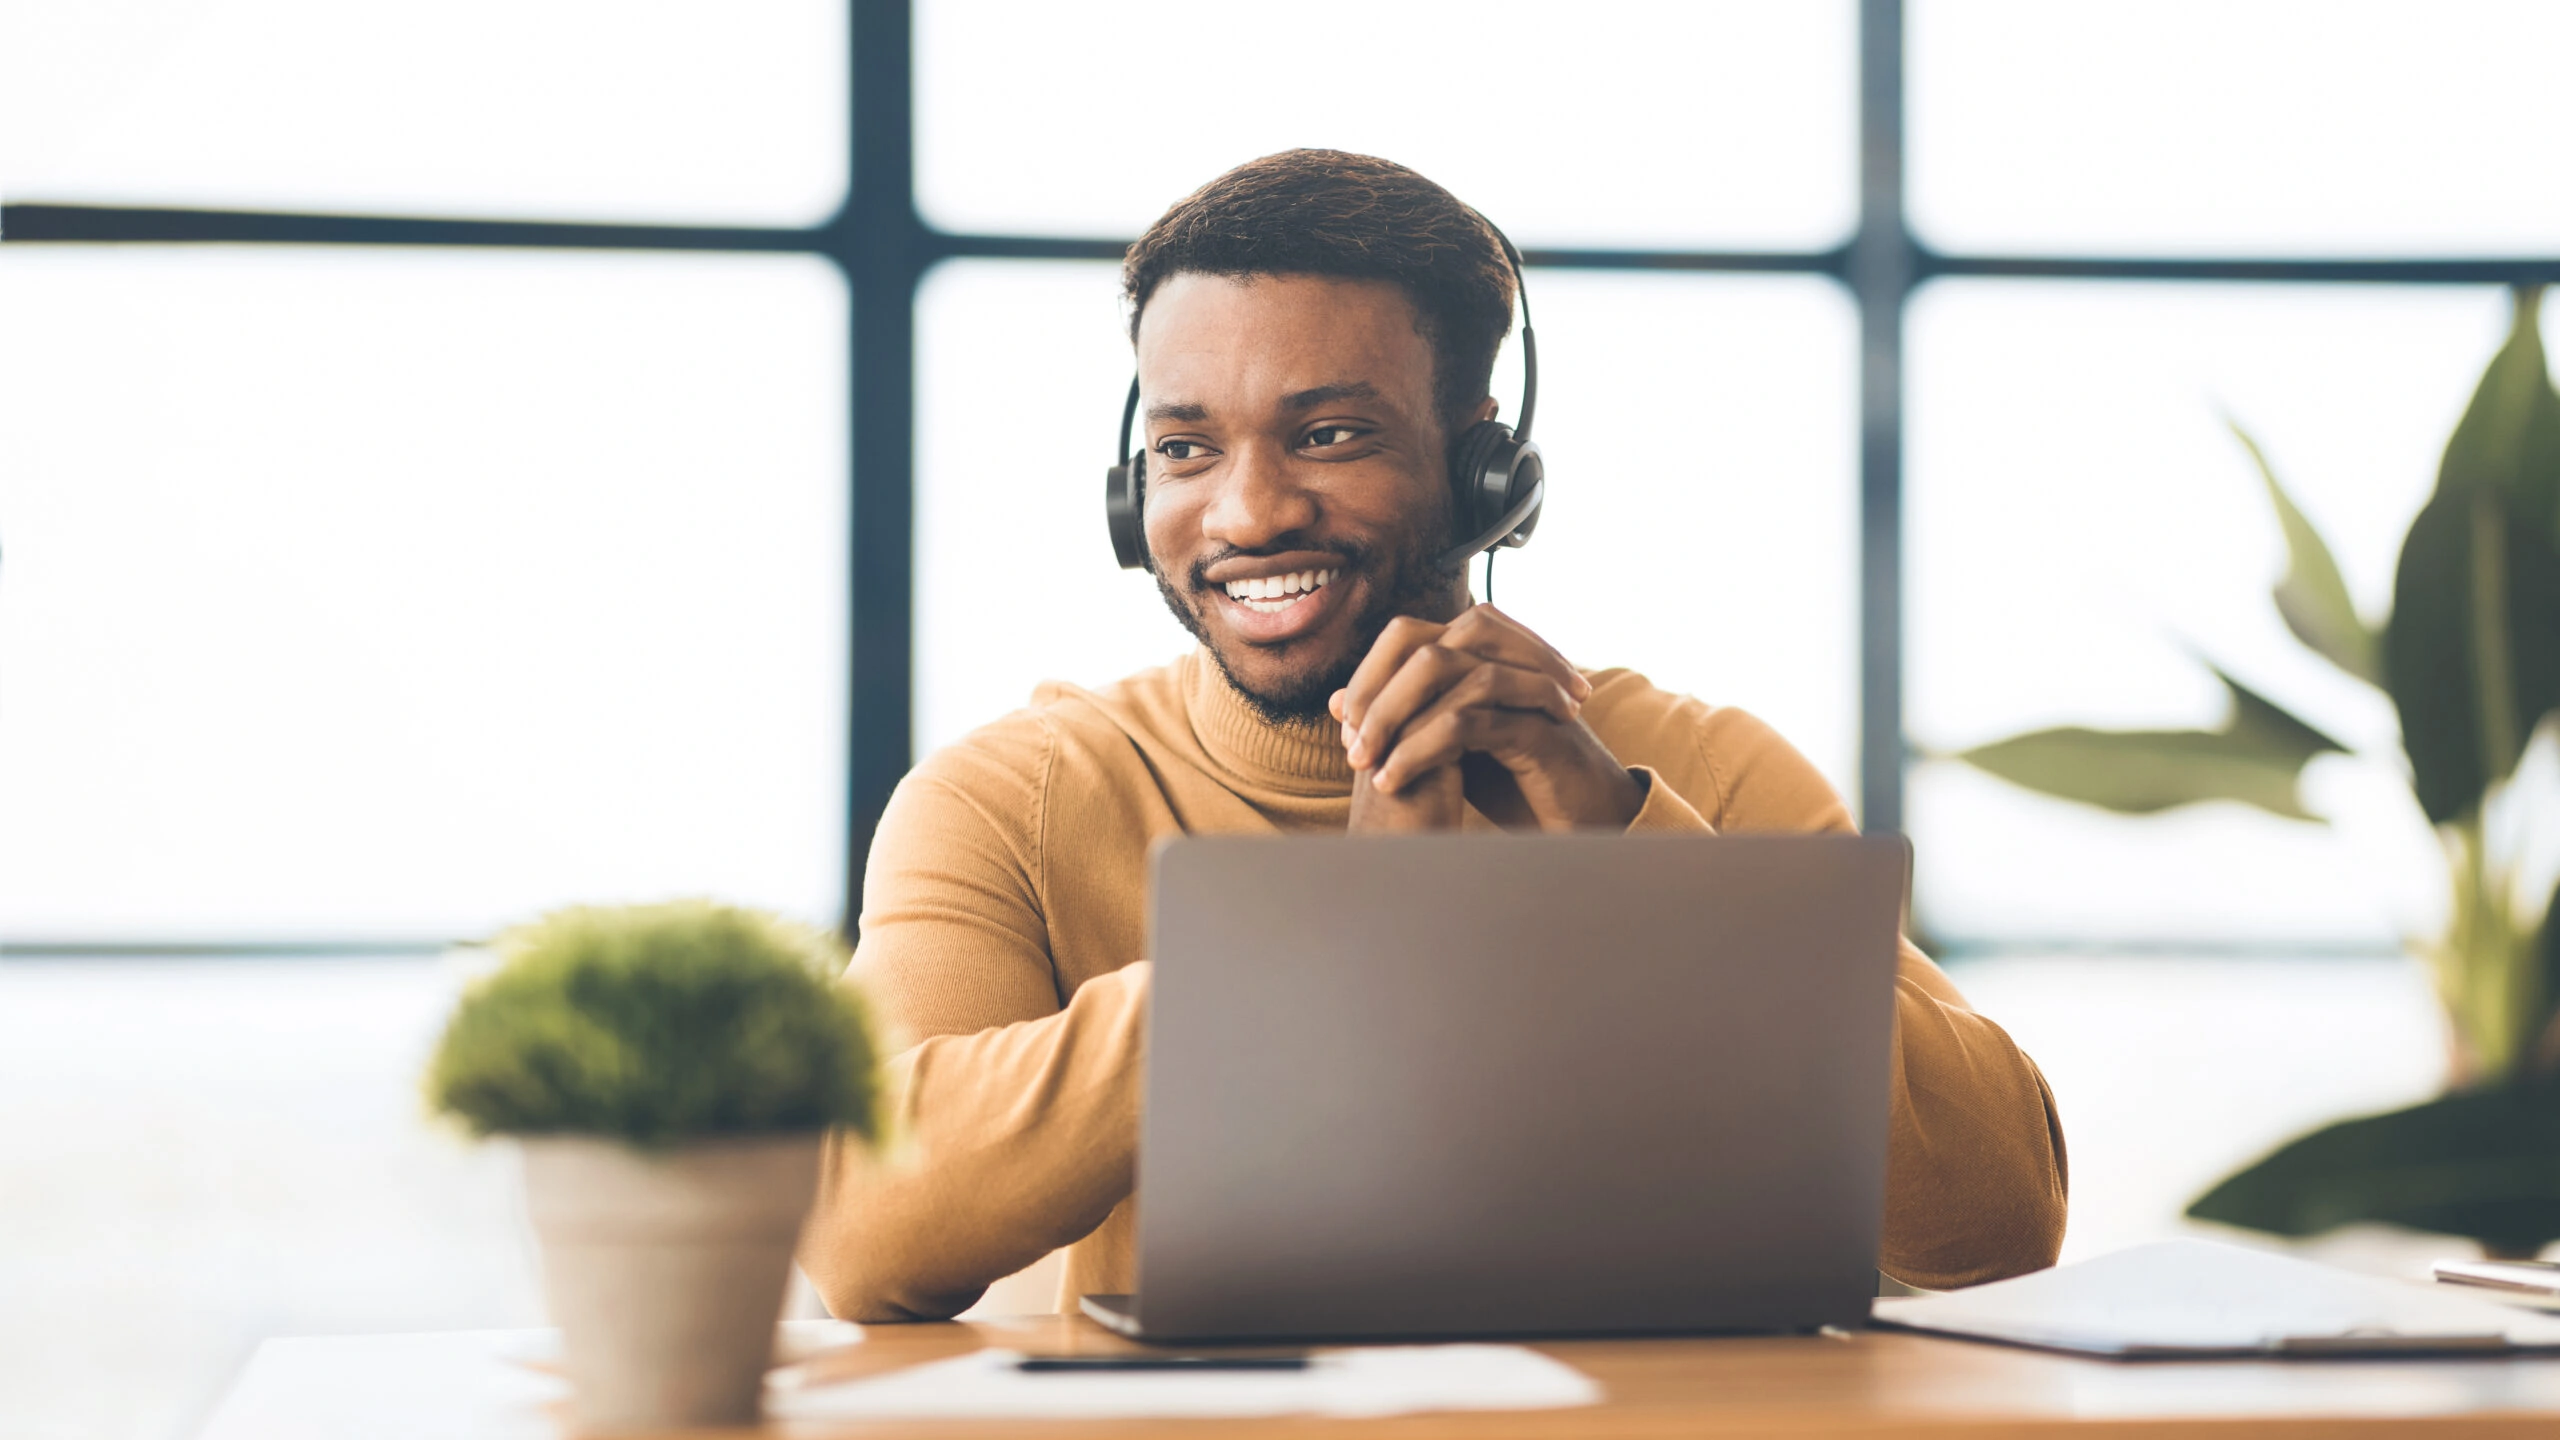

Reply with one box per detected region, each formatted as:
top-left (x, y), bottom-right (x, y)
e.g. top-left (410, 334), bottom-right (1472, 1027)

top-left (1135, 272), bottom-right (1471, 721)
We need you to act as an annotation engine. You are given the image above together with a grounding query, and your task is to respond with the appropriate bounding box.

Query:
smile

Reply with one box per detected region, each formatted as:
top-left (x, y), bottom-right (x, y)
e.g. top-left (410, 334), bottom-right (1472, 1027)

top-left (1221, 568), bottom-right (1338, 613)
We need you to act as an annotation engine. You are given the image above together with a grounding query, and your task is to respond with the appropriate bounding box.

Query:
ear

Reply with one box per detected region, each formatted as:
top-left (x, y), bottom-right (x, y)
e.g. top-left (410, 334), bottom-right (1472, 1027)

top-left (1469, 396), bottom-right (1500, 426)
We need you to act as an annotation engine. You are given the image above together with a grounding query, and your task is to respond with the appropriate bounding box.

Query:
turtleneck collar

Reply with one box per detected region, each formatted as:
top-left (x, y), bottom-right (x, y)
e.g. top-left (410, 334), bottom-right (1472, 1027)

top-left (1183, 648), bottom-right (1355, 795)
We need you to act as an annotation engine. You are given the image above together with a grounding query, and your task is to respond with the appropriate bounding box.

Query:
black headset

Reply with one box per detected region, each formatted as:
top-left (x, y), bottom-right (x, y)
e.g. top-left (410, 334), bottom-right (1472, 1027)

top-left (1105, 225), bottom-right (1544, 574)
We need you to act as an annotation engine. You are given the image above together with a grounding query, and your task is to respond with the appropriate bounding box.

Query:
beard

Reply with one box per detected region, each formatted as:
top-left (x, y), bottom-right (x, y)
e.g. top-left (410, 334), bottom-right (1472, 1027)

top-left (1152, 528), bottom-right (1463, 725)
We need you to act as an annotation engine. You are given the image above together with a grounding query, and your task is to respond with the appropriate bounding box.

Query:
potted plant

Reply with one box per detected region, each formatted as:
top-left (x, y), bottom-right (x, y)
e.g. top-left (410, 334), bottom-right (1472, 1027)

top-left (1947, 286), bottom-right (2560, 1256)
top-left (427, 900), bottom-right (880, 1429)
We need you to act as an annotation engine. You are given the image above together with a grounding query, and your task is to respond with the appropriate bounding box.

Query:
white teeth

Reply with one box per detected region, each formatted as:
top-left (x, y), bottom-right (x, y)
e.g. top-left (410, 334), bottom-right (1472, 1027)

top-left (1223, 568), bottom-right (1338, 609)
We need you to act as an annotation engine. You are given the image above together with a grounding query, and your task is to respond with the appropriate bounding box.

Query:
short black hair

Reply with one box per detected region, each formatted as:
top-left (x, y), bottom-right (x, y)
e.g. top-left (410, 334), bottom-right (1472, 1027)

top-left (1122, 149), bottom-right (1516, 438)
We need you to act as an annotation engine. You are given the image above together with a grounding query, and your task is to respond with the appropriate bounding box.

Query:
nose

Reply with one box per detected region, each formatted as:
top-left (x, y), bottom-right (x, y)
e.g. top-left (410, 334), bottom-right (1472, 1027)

top-left (1198, 439), bottom-right (1318, 553)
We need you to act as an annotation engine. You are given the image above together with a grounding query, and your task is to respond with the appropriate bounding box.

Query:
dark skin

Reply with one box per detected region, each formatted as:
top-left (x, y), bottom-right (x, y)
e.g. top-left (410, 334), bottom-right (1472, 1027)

top-left (1135, 272), bottom-right (1644, 833)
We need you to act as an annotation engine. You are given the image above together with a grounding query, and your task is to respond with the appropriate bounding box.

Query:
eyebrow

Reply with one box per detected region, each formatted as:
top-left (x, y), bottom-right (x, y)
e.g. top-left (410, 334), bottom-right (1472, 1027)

top-left (1280, 381), bottom-right (1379, 411)
top-left (1143, 381), bottom-right (1382, 427)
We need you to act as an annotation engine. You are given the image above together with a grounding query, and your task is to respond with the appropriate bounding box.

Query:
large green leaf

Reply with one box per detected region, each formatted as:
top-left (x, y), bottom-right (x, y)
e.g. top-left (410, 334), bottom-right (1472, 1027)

top-left (2386, 288), bottom-right (2560, 824)
top-left (2189, 1082), bottom-right (2560, 1256)
top-left (2439, 286), bottom-right (2560, 531)
top-left (2391, 485), bottom-right (2560, 823)
top-left (2230, 422), bottom-right (2380, 686)
top-left (1952, 668), bottom-right (2346, 822)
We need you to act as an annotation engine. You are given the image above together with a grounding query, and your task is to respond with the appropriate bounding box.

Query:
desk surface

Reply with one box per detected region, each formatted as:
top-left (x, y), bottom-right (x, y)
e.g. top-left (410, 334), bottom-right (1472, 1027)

top-left (200, 1314), bottom-right (2560, 1438)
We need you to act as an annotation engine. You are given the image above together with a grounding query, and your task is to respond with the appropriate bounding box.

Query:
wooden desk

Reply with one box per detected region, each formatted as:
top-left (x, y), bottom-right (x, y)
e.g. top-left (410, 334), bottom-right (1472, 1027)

top-left (199, 1314), bottom-right (2560, 1438)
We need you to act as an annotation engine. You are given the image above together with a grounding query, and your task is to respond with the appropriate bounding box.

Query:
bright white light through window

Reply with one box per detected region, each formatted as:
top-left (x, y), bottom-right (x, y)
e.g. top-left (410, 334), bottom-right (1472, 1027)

top-left (1911, 0), bottom-right (2560, 256)
top-left (0, 0), bottom-right (847, 225)
top-left (0, 248), bottom-right (849, 941)
top-left (916, 0), bottom-right (1856, 251)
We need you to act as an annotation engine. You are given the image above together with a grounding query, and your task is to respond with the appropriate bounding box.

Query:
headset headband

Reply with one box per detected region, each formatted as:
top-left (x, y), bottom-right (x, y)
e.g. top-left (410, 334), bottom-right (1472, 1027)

top-left (1494, 227), bottom-right (1538, 443)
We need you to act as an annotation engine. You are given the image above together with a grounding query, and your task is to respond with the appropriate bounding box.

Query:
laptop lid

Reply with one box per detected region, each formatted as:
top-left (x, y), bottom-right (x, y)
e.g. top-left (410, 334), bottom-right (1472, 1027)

top-left (1137, 832), bottom-right (1907, 1342)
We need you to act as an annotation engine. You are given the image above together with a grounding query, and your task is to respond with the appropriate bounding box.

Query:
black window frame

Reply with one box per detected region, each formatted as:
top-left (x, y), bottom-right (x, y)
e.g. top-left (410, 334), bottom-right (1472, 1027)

top-left (8, 0), bottom-right (2558, 955)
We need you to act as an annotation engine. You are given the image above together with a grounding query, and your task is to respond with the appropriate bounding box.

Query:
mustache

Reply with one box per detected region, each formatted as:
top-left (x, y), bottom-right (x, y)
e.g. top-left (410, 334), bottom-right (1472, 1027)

top-left (1184, 538), bottom-right (1372, 592)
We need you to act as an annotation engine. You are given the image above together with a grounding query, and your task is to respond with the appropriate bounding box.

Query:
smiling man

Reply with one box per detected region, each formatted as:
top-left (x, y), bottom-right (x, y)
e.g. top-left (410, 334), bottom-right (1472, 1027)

top-left (800, 150), bottom-right (2067, 1320)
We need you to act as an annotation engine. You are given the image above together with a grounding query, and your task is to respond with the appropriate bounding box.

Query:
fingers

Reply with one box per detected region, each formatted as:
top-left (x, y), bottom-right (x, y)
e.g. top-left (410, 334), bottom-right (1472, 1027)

top-left (1333, 614), bottom-right (1447, 728)
top-left (1459, 752), bottom-right (1538, 831)
top-left (1331, 606), bottom-right (1590, 731)
top-left (1350, 648), bottom-right (1576, 771)
top-left (1369, 666), bottom-right (1581, 793)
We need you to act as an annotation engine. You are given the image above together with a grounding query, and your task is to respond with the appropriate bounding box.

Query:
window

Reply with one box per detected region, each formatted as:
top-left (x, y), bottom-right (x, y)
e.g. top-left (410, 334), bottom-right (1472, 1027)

top-left (8, 0), bottom-right (2556, 954)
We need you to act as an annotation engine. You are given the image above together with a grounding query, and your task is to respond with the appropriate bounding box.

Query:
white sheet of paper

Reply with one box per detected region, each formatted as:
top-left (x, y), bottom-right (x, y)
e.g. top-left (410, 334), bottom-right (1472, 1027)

top-left (199, 1330), bottom-right (573, 1440)
top-left (1874, 1240), bottom-right (2560, 1357)
top-left (768, 1344), bottom-right (1602, 1422)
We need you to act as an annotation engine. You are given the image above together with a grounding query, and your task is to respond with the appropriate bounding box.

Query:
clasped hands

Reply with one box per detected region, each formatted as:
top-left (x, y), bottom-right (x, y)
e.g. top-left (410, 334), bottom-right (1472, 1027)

top-left (1330, 605), bottom-right (1642, 833)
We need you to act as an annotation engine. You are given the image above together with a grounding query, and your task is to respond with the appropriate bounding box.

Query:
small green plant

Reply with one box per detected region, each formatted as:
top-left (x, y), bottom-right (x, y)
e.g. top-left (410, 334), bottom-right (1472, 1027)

top-left (1949, 286), bottom-right (2560, 1254)
top-left (427, 900), bottom-right (881, 1149)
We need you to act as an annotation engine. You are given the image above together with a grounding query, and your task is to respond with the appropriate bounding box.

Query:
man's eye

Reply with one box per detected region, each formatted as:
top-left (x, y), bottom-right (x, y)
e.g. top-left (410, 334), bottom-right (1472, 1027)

top-left (1156, 439), bottom-right (1208, 461)
top-left (1304, 425), bottom-right (1363, 448)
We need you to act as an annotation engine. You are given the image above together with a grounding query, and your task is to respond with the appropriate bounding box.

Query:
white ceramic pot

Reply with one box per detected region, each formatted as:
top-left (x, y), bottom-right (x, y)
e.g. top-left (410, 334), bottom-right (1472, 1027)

top-left (520, 1133), bottom-right (822, 1432)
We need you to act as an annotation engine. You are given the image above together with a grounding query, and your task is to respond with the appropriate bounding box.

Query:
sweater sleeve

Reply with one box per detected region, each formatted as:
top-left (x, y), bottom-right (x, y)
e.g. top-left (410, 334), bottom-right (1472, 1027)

top-left (1695, 706), bottom-right (2068, 1289)
top-left (798, 716), bottom-right (1144, 1321)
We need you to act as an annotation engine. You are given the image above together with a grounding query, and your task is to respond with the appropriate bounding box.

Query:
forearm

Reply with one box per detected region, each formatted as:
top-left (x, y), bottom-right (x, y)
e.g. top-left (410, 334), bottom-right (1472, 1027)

top-left (1878, 947), bottom-right (2068, 1289)
top-left (800, 964), bottom-right (1148, 1321)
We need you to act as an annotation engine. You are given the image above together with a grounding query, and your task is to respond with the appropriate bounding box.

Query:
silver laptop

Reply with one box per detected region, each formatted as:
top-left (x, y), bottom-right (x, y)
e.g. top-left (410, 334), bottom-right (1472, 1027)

top-left (1082, 832), bottom-right (1909, 1343)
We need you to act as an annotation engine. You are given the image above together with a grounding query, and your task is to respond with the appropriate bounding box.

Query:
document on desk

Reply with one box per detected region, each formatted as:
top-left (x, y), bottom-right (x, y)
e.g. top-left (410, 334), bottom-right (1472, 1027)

top-left (1873, 1239), bottom-right (2560, 1358)
top-left (768, 1344), bottom-right (1601, 1422)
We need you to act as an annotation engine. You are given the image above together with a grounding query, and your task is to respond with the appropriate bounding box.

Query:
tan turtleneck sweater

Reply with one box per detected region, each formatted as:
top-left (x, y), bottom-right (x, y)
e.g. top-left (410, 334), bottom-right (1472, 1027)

top-left (800, 650), bottom-right (2067, 1320)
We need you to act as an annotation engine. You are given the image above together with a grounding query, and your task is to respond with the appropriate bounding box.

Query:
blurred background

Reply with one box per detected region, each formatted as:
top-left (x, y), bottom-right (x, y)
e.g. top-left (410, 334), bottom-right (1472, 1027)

top-left (5, 1), bottom-right (2558, 1436)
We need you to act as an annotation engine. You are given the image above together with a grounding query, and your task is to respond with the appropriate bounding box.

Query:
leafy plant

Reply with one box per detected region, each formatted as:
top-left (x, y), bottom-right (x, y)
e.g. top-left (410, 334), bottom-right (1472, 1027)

top-left (427, 900), bottom-right (881, 1149)
top-left (1948, 287), bottom-right (2560, 1252)
top-left (2188, 1073), bottom-right (2560, 1258)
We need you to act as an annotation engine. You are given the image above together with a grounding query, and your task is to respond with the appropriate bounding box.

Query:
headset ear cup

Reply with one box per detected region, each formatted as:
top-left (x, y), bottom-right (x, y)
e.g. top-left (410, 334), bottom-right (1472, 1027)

top-left (1105, 449), bottom-right (1148, 570)
top-left (1433, 423), bottom-right (1545, 570)
top-left (1498, 439), bottom-right (1543, 547)
top-left (1105, 373), bottom-right (1148, 570)
top-left (1446, 420), bottom-right (1512, 540)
